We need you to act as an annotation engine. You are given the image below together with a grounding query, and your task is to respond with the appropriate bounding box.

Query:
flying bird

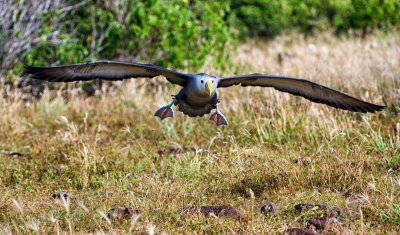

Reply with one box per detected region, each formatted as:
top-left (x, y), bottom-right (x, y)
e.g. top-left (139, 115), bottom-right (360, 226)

top-left (25, 61), bottom-right (384, 126)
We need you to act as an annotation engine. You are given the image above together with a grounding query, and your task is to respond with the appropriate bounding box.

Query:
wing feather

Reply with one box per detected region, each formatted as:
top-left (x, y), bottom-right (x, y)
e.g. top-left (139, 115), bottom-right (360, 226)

top-left (218, 74), bottom-right (384, 113)
top-left (25, 60), bottom-right (188, 86)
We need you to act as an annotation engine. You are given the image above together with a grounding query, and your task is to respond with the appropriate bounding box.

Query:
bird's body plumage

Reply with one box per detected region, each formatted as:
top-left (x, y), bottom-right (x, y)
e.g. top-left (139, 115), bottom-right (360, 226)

top-left (25, 60), bottom-right (384, 126)
top-left (176, 88), bottom-right (218, 117)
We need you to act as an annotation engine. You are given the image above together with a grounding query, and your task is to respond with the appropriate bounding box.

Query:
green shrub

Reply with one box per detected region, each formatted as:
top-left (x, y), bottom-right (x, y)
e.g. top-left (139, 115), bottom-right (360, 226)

top-left (327, 0), bottom-right (400, 34)
top-left (4, 0), bottom-right (233, 81)
top-left (228, 0), bottom-right (400, 37)
top-left (228, 1), bottom-right (291, 37)
top-left (2, 0), bottom-right (400, 81)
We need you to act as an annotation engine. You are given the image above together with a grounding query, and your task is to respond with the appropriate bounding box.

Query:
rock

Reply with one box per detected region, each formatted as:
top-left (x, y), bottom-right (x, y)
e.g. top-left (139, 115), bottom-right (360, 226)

top-left (181, 205), bottom-right (242, 219)
top-left (16, 76), bottom-right (45, 100)
top-left (81, 83), bottom-right (96, 96)
top-left (294, 203), bottom-right (327, 212)
top-left (284, 228), bottom-right (318, 235)
top-left (157, 147), bottom-right (181, 156)
top-left (306, 216), bottom-right (327, 230)
top-left (52, 192), bottom-right (74, 200)
top-left (52, 164), bottom-right (66, 174)
top-left (0, 150), bottom-right (24, 158)
top-left (277, 52), bottom-right (290, 65)
top-left (277, 53), bottom-right (284, 65)
top-left (107, 206), bottom-right (135, 221)
top-left (157, 146), bottom-right (198, 157)
top-left (307, 43), bottom-right (318, 54)
top-left (157, 148), bottom-right (178, 156)
top-left (260, 202), bottom-right (277, 214)
top-left (306, 214), bottom-right (340, 231)
top-left (293, 203), bottom-right (342, 216)
top-left (293, 203), bottom-right (343, 232)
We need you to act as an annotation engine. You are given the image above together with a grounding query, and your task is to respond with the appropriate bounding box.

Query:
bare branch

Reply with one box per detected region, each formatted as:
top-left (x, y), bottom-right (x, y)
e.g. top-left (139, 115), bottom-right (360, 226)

top-left (0, 0), bottom-right (89, 79)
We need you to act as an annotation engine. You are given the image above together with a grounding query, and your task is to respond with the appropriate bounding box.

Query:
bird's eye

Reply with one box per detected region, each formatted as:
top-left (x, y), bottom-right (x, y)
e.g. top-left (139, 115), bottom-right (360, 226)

top-left (201, 80), bottom-right (204, 83)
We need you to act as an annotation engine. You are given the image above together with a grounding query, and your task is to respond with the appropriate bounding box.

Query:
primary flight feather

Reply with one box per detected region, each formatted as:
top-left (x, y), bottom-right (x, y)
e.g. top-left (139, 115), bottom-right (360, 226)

top-left (25, 60), bottom-right (384, 126)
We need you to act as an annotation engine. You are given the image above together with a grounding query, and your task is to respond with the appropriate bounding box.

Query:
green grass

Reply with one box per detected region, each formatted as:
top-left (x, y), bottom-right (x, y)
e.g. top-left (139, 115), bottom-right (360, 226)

top-left (0, 32), bottom-right (399, 234)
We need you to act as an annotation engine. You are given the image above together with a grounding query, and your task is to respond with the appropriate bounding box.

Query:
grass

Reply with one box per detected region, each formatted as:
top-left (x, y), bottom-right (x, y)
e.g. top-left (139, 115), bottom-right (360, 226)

top-left (0, 32), bottom-right (399, 234)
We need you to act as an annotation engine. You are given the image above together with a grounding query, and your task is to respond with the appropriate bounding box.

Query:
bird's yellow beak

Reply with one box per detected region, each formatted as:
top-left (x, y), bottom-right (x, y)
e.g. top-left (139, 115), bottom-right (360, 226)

top-left (205, 81), bottom-right (212, 96)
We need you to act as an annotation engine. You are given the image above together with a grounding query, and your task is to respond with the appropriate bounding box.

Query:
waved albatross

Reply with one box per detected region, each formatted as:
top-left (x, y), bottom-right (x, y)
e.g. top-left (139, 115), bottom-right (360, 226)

top-left (25, 61), bottom-right (384, 126)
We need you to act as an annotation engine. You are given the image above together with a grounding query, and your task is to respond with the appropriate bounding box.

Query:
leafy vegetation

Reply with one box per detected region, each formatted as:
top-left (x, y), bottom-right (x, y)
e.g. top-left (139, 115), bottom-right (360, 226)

top-left (32, 0), bottom-right (231, 68)
top-left (1, 0), bottom-right (400, 81)
top-left (1, 0), bottom-right (233, 80)
top-left (229, 0), bottom-right (400, 37)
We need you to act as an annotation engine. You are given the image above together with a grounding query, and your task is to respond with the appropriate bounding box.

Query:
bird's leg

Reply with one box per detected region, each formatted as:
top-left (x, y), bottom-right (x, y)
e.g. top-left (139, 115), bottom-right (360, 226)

top-left (209, 101), bottom-right (228, 126)
top-left (154, 97), bottom-right (177, 120)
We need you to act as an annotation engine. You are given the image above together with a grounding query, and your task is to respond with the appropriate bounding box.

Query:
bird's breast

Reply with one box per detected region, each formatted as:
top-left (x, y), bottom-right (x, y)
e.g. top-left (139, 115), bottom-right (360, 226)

top-left (176, 91), bottom-right (218, 117)
top-left (177, 100), bottom-right (215, 117)
top-left (184, 90), bottom-right (216, 106)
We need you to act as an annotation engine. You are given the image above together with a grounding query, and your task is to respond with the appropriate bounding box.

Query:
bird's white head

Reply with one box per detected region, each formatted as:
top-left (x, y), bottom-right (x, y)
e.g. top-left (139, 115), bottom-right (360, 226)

top-left (192, 73), bottom-right (218, 96)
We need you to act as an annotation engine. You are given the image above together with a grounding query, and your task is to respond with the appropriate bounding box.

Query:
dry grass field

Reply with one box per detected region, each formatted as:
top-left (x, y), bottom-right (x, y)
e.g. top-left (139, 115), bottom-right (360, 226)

top-left (0, 32), bottom-right (399, 234)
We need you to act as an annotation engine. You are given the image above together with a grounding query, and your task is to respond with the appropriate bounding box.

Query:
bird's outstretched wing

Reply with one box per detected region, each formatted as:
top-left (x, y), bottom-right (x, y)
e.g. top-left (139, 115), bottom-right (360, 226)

top-left (25, 60), bottom-right (188, 86)
top-left (218, 74), bottom-right (384, 113)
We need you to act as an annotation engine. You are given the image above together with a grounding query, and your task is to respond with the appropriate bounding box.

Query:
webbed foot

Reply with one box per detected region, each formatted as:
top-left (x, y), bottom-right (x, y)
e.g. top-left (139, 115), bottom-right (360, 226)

top-left (155, 98), bottom-right (176, 120)
top-left (209, 111), bottom-right (228, 126)
top-left (155, 106), bottom-right (174, 120)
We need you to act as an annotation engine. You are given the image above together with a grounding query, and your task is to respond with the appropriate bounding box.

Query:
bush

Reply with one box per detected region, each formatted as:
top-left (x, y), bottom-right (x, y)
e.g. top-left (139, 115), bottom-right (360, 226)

top-left (326, 0), bottom-right (400, 34)
top-left (228, 0), bottom-right (400, 37)
top-left (1, 0), bottom-right (233, 81)
top-left (0, 0), bottom-right (70, 80)
top-left (1, 0), bottom-right (399, 82)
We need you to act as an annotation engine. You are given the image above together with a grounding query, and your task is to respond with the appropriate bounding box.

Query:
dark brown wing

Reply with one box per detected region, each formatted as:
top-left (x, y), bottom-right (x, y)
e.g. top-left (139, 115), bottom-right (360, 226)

top-left (25, 60), bottom-right (188, 86)
top-left (218, 74), bottom-right (384, 113)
